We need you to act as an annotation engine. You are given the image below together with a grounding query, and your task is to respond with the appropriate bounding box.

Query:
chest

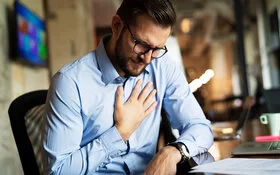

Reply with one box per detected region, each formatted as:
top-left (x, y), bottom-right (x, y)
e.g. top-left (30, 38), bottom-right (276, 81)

top-left (78, 75), bottom-right (163, 138)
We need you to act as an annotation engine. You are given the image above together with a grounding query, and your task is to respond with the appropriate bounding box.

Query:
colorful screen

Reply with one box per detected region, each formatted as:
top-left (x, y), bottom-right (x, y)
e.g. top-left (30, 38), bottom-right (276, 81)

top-left (15, 1), bottom-right (47, 66)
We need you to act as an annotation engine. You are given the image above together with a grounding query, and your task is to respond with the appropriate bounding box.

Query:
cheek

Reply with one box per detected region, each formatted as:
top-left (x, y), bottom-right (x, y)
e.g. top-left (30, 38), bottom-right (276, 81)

top-left (119, 41), bottom-right (135, 59)
top-left (120, 33), bottom-right (136, 56)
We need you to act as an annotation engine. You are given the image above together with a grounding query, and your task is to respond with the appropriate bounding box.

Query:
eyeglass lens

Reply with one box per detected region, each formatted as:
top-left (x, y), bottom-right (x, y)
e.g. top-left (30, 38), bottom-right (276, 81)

top-left (134, 43), bottom-right (166, 58)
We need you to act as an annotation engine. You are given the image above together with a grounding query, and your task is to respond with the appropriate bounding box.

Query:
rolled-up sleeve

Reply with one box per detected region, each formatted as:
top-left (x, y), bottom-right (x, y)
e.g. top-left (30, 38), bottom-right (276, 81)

top-left (162, 62), bottom-right (214, 157)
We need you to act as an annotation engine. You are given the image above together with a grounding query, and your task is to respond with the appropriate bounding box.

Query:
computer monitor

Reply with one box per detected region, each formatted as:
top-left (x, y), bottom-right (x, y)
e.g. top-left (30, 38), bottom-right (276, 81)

top-left (263, 88), bottom-right (280, 113)
top-left (14, 1), bottom-right (48, 67)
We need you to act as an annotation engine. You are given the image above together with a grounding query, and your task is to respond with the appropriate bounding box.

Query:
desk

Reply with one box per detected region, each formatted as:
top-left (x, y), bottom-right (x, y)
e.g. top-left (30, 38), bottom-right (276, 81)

top-left (175, 119), bottom-right (280, 174)
top-left (209, 119), bottom-right (278, 160)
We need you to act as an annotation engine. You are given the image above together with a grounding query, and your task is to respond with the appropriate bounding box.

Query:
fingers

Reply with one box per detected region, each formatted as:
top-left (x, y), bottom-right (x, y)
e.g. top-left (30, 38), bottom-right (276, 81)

top-left (143, 89), bottom-right (157, 109)
top-left (145, 101), bottom-right (158, 117)
top-left (115, 86), bottom-right (123, 108)
top-left (126, 79), bottom-right (157, 114)
top-left (143, 88), bottom-right (157, 116)
top-left (129, 79), bottom-right (143, 100)
top-left (138, 82), bottom-right (153, 102)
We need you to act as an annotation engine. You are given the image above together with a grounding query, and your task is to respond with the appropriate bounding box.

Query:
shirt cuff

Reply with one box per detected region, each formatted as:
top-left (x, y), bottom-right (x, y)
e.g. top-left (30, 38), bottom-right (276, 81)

top-left (99, 126), bottom-right (128, 158)
top-left (176, 140), bottom-right (197, 157)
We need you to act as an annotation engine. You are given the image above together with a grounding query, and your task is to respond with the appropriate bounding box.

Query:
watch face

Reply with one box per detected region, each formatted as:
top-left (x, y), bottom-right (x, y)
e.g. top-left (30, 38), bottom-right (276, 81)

top-left (179, 143), bottom-right (190, 157)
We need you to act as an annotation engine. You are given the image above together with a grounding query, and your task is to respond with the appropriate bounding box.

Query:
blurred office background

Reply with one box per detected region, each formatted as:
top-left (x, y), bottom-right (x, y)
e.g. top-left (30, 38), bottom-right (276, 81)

top-left (0, 0), bottom-right (280, 174)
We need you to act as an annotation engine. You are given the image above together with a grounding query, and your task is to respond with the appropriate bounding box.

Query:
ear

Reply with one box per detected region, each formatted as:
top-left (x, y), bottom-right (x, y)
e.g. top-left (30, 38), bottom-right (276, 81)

top-left (111, 15), bottom-right (124, 39)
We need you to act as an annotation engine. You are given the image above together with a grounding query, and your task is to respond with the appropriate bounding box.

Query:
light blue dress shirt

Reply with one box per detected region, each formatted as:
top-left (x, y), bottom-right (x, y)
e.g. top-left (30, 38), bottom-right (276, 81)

top-left (42, 36), bottom-right (214, 174)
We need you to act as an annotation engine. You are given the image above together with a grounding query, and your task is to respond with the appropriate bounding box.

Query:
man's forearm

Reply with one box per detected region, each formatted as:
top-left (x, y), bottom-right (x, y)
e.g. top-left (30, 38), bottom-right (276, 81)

top-left (43, 126), bottom-right (128, 174)
top-left (176, 122), bottom-right (214, 157)
top-left (144, 146), bottom-right (181, 174)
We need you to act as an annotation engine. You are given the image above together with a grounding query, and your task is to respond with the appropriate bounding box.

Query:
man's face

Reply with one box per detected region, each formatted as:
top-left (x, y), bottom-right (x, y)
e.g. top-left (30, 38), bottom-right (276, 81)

top-left (114, 14), bottom-right (171, 77)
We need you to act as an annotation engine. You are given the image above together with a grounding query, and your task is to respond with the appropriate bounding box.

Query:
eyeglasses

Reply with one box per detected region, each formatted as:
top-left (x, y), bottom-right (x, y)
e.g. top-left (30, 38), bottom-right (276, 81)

top-left (126, 25), bottom-right (168, 59)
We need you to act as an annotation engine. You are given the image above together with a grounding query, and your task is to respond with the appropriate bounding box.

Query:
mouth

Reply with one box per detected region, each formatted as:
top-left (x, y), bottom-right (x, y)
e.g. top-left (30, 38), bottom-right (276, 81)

top-left (124, 59), bottom-right (147, 76)
top-left (131, 59), bottom-right (145, 67)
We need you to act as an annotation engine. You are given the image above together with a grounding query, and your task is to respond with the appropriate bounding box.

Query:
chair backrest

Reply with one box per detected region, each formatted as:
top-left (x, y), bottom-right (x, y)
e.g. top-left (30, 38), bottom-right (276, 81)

top-left (8, 90), bottom-right (48, 175)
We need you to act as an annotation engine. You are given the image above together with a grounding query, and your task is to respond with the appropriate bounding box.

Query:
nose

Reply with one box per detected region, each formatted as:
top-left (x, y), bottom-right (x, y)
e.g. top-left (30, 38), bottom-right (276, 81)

top-left (140, 50), bottom-right (153, 64)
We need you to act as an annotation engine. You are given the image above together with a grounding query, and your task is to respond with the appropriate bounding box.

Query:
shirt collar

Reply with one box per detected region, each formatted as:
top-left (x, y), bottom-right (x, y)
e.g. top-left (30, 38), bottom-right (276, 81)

top-left (96, 35), bottom-right (120, 85)
top-left (96, 35), bottom-right (151, 85)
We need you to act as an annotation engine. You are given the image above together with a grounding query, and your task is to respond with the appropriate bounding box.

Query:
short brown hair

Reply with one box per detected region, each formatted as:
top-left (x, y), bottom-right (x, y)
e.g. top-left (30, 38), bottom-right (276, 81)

top-left (116, 0), bottom-right (176, 28)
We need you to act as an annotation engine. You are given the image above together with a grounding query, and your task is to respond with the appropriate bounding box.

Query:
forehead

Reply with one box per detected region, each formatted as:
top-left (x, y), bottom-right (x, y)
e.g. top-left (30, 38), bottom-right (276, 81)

top-left (130, 14), bottom-right (171, 47)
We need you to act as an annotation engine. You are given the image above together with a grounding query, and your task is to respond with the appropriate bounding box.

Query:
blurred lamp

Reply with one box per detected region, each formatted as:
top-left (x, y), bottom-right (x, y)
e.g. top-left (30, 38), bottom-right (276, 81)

top-left (190, 69), bottom-right (215, 92)
top-left (180, 18), bottom-right (192, 33)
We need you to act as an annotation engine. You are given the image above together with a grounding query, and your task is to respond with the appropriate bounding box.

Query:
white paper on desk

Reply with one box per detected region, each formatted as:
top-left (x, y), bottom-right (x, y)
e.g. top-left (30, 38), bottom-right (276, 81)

top-left (190, 158), bottom-right (280, 175)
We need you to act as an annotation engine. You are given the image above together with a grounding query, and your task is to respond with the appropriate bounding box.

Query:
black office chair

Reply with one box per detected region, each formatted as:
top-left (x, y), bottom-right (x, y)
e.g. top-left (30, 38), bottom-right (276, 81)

top-left (8, 90), bottom-right (48, 175)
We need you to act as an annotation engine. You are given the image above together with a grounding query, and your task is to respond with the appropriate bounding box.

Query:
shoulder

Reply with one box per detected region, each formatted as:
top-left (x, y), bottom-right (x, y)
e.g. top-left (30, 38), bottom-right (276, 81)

top-left (49, 51), bottom-right (98, 87)
top-left (151, 53), bottom-right (184, 75)
top-left (52, 50), bottom-right (101, 83)
top-left (59, 51), bottom-right (97, 74)
top-left (50, 50), bottom-right (101, 89)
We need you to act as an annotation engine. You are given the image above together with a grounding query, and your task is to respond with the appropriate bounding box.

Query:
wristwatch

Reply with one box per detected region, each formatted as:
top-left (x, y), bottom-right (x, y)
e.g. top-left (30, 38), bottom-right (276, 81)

top-left (168, 142), bottom-right (190, 164)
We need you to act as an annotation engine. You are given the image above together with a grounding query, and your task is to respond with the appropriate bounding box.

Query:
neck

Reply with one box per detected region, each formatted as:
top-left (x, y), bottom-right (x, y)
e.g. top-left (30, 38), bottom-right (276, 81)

top-left (105, 36), bottom-right (125, 77)
top-left (105, 37), bottom-right (114, 62)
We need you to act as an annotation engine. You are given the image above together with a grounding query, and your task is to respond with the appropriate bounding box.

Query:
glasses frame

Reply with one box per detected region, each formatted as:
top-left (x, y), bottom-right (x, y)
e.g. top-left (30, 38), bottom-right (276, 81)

top-left (125, 24), bottom-right (168, 59)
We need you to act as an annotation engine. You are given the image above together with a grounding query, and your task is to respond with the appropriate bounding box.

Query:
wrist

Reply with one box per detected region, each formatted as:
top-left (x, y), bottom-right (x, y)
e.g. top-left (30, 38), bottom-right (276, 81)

top-left (115, 125), bottom-right (130, 142)
top-left (167, 142), bottom-right (190, 164)
top-left (165, 145), bottom-right (182, 164)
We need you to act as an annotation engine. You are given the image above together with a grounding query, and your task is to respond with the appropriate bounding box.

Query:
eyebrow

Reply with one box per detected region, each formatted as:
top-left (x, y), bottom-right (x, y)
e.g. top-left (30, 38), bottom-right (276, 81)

top-left (131, 32), bottom-right (151, 46)
top-left (128, 26), bottom-right (165, 49)
top-left (137, 39), bottom-right (164, 50)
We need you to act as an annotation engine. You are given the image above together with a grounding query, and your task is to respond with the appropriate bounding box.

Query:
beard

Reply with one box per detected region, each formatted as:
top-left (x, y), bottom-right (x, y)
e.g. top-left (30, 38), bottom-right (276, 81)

top-left (115, 28), bottom-right (147, 77)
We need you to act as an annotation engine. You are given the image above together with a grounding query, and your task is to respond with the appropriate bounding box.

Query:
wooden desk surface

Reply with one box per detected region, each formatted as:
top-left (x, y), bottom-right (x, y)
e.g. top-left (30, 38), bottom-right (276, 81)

top-left (209, 119), bottom-right (276, 160)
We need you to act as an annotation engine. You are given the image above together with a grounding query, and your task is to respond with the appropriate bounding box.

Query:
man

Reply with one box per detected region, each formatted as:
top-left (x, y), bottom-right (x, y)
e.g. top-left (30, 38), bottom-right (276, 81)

top-left (42, 0), bottom-right (214, 174)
